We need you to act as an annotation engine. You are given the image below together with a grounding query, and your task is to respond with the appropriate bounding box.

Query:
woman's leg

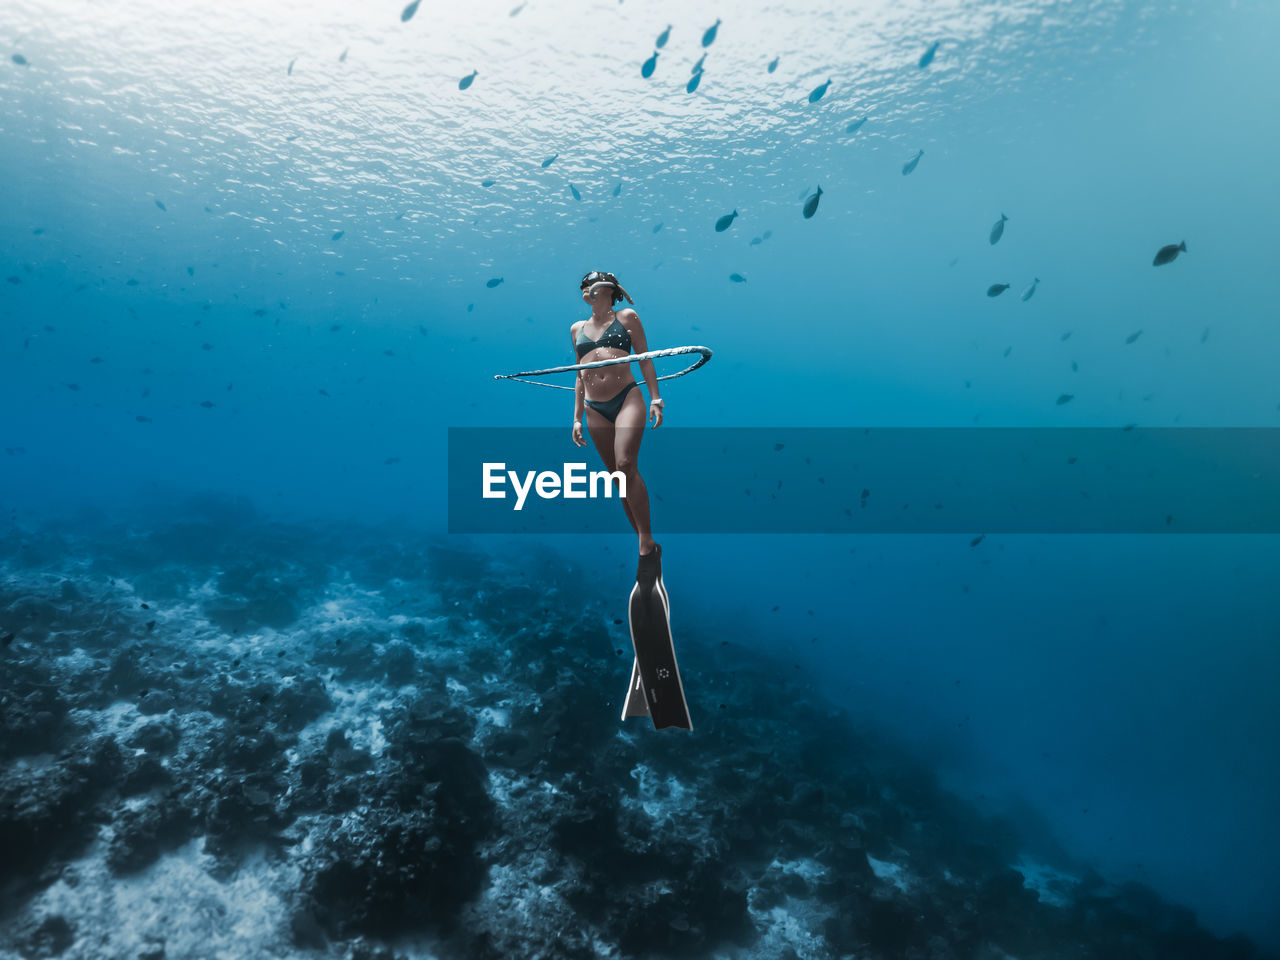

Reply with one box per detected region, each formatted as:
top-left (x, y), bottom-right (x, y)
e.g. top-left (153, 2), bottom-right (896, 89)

top-left (611, 388), bottom-right (654, 555)
top-left (584, 405), bottom-right (639, 534)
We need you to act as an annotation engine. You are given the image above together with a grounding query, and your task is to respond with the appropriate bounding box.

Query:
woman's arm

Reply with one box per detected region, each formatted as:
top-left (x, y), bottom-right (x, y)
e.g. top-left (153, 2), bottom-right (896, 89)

top-left (570, 325), bottom-right (586, 422)
top-left (619, 309), bottom-right (659, 403)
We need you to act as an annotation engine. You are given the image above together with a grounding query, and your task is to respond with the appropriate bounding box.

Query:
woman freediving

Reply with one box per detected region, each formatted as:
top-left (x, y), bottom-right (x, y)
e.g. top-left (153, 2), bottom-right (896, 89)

top-left (569, 270), bottom-right (662, 558)
top-left (493, 270), bottom-right (704, 728)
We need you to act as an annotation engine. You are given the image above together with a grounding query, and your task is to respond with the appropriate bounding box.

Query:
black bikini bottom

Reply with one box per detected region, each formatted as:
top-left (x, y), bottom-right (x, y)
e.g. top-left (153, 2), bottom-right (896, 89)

top-left (584, 381), bottom-right (638, 423)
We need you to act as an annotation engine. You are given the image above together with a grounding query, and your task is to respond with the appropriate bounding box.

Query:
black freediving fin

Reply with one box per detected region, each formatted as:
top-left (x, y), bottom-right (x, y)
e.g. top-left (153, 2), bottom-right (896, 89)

top-left (622, 543), bottom-right (692, 731)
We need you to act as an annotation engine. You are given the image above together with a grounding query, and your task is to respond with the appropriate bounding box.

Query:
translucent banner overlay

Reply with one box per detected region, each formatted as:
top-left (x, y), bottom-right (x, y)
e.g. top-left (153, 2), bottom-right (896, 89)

top-left (447, 428), bottom-right (1280, 534)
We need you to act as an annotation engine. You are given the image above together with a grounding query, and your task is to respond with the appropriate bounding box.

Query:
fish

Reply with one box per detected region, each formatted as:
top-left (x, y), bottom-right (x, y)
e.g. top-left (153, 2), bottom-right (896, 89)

top-left (331, 230), bottom-right (344, 240)
top-left (569, 184), bottom-right (581, 201)
top-left (642, 51), bottom-right (658, 78)
top-left (127, 278), bottom-right (139, 286)
top-left (986, 283), bottom-right (1010, 297)
top-left (803, 185), bottom-right (823, 219)
top-left (652, 222), bottom-right (663, 233)
top-left (1125, 330), bottom-right (1142, 344)
top-left (287, 57), bottom-right (297, 75)
top-left (846, 116), bottom-right (868, 133)
top-left (1071, 361), bottom-right (1078, 371)
top-left (541, 153), bottom-right (558, 167)
top-left (1056, 394), bottom-right (1074, 405)
top-left (187, 266), bottom-right (194, 276)
top-left (401, 0), bottom-right (421, 22)
top-left (136, 415), bottom-right (152, 423)
top-left (1200, 327), bottom-right (1209, 344)
top-left (902, 149), bottom-right (924, 175)
top-left (919, 41), bottom-right (940, 68)
top-left (199, 401), bottom-right (215, 408)
top-left (467, 304), bottom-right (474, 311)
top-left (459, 70), bottom-right (478, 90)
top-left (339, 47), bottom-right (349, 62)
top-left (989, 213), bottom-right (1007, 245)
top-left (768, 56), bottom-right (779, 74)
top-left (729, 273), bottom-right (747, 283)
top-left (763, 229), bottom-right (773, 239)
top-left (656, 24), bottom-right (672, 48)
top-left (686, 71), bottom-right (702, 94)
top-left (1152, 241), bottom-right (1186, 266)
top-left (691, 53), bottom-right (706, 75)
top-left (33, 227), bottom-right (44, 234)
top-left (510, 3), bottom-right (525, 15)
top-left (12, 54), bottom-right (28, 66)
top-left (715, 210), bottom-right (738, 232)
top-left (702, 18), bottom-right (721, 47)
top-left (319, 388), bottom-right (331, 397)
top-left (1020, 278), bottom-right (1039, 301)
top-left (612, 182), bottom-right (622, 197)
top-left (155, 199), bottom-right (167, 211)
top-left (808, 78), bottom-right (831, 103)
top-left (486, 277), bottom-right (504, 288)
top-left (750, 237), bottom-right (762, 246)
top-left (481, 178), bottom-right (495, 187)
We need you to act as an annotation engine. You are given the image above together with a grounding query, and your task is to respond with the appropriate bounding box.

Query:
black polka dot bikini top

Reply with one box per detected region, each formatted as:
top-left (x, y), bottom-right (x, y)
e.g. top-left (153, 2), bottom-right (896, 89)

top-left (575, 315), bottom-right (632, 359)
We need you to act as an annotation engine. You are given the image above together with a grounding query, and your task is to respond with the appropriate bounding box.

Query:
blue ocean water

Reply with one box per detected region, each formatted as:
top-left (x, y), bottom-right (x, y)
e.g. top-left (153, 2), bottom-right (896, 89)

top-left (3, 0), bottom-right (1279, 957)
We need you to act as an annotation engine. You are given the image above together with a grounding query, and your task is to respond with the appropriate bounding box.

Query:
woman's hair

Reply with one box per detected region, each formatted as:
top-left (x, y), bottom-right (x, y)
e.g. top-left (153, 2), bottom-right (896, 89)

top-left (580, 270), bottom-right (633, 305)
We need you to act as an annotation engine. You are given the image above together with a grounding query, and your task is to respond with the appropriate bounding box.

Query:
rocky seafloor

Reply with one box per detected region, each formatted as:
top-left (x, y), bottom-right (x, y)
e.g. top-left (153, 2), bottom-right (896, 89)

top-left (0, 504), bottom-right (1271, 960)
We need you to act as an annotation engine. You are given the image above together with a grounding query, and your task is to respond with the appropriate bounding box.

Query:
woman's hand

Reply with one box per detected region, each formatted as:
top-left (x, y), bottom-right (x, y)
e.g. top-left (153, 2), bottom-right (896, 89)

top-left (649, 400), bottom-right (663, 428)
top-left (571, 420), bottom-right (586, 446)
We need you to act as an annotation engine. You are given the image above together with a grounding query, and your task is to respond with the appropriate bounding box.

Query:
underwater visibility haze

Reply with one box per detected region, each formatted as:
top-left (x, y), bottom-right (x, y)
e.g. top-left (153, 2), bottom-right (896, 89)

top-left (2, 0), bottom-right (1280, 958)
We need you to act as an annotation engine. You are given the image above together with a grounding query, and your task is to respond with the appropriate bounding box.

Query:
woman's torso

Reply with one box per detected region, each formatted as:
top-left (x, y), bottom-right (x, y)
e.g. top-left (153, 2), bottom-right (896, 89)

top-left (575, 313), bottom-right (635, 399)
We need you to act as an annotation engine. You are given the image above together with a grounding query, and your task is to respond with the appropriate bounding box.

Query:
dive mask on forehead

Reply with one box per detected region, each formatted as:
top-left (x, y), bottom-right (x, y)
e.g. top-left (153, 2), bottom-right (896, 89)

top-left (580, 271), bottom-right (635, 304)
